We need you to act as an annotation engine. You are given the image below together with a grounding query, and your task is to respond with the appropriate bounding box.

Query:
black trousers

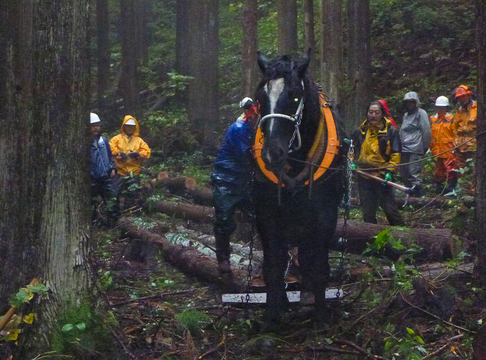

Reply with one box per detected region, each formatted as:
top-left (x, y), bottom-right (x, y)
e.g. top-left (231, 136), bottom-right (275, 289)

top-left (358, 176), bottom-right (404, 226)
top-left (91, 176), bottom-right (120, 225)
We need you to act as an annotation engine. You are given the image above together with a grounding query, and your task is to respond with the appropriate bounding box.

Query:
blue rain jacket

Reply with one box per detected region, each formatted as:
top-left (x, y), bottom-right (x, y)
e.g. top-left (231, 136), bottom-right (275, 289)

top-left (91, 136), bottom-right (116, 180)
top-left (211, 119), bottom-right (253, 187)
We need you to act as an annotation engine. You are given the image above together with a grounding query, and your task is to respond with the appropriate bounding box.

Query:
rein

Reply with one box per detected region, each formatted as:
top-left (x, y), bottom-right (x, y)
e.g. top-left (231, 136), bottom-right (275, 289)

top-left (253, 93), bottom-right (340, 186)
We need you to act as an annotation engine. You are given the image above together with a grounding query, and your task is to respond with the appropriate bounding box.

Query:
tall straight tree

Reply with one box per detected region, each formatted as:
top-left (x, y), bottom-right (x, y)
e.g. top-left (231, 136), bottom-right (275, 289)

top-left (0, 0), bottom-right (90, 358)
top-left (320, 0), bottom-right (343, 110)
top-left (347, 0), bottom-right (371, 131)
top-left (186, 0), bottom-right (219, 148)
top-left (241, 0), bottom-right (258, 97)
top-left (303, 0), bottom-right (316, 75)
top-left (474, 0), bottom-right (486, 287)
top-left (175, 0), bottom-right (190, 76)
top-left (119, 0), bottom-right (141, 116)
top-left (277, 0), bottom-right (298, 55)
top-left (97, 0), bottom-right (110, 109)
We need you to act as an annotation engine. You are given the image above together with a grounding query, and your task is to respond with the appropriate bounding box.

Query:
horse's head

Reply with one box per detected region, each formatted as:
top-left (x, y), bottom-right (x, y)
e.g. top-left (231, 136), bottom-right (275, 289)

top-left (255, 49), bottom-right (313, 176)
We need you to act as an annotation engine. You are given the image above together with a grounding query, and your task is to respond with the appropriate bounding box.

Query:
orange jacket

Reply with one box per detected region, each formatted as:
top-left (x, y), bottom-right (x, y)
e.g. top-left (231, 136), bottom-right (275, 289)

top-left (109, 115), bottom-right (151, 176)
top-left (430, 112), bottom-right (455, 159)
top-left (453, 101), bottom-right (477, 152)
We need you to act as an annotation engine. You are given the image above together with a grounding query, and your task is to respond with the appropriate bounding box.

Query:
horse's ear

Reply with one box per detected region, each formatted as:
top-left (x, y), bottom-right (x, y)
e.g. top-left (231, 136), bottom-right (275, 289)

top-left (297, 48), bottom-right (312, 78)
top-left (257, 51), bottom-right (270, 74)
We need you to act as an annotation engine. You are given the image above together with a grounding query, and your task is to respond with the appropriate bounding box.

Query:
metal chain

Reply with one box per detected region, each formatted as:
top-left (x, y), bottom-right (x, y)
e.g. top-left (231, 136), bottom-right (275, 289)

top-left (335, 140), bottom-right (354, 299)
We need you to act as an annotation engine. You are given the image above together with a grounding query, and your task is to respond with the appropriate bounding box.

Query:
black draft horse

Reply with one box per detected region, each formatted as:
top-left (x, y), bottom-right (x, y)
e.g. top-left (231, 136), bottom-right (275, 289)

top-left (252, 49), bottom-right (347, 327)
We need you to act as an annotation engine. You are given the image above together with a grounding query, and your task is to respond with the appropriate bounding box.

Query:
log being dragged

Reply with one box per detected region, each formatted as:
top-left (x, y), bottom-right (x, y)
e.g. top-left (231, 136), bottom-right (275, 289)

top-left (147, 200), bottom-right (456, 261)
top-left (120, 221), bottom-right (248, 291)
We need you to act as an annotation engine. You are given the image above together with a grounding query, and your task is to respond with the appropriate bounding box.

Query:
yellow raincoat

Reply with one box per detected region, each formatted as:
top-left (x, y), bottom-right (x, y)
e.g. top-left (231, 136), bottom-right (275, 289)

top-left (109, 115), bottom-right (151, 176)
top-left (453, 101), bottom-right (477, 152)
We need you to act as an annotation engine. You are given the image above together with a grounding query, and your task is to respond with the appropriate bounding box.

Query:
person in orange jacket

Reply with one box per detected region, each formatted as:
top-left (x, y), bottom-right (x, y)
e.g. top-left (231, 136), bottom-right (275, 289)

top-left (453, 85), bottom-right (477, 194)
top-left (110, 115), bottom-right (151, 211)
top-left (453, 85), bottom-right (477, 169)
top-left (429, 96), bottom-right (457, 194)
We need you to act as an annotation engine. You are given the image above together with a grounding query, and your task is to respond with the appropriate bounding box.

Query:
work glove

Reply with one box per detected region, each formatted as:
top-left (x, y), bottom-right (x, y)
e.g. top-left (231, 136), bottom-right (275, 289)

top-left (119, 152), bottom-right (128, 160)
top-left (383, 172), bottom-right (393, 185)
top-left (128, 151), bottom-right (140, 159)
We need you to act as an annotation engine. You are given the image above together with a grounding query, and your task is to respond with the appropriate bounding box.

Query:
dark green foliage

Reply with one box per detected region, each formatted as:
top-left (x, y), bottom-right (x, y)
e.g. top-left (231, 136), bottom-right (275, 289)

top-left (371, 0), bottom-right (476, 116)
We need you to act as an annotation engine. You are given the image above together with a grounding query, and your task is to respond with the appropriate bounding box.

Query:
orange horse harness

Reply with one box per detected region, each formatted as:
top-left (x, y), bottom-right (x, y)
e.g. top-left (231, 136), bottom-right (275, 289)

top-left (252, 94), bottom-right (340, 185)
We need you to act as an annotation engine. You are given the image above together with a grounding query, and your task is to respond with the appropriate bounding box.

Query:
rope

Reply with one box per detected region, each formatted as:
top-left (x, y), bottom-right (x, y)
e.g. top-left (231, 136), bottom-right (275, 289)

top-left (288, 130), bottom-right (485, 173)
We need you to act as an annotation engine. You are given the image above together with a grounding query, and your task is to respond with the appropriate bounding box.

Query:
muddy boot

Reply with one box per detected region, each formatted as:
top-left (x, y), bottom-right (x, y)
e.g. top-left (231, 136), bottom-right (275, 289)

top-left (215, 232), bottom-right (232, 275)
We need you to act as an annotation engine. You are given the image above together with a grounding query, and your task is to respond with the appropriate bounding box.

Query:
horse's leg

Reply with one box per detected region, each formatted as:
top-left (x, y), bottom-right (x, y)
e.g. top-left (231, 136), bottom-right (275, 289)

top-left (257, 216), bottom-right (289, 329)
top-left (299, 202), bottom-right (339, 326)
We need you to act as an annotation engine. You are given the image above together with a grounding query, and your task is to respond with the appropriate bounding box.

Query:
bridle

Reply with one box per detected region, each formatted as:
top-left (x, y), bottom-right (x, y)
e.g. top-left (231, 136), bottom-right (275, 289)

top-left (258, 81), bottom-right (305, 152)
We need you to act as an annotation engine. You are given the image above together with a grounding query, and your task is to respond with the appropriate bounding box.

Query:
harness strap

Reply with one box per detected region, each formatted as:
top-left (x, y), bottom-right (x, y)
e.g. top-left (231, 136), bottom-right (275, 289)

top-left (252, 94), bottom-right (340, 185)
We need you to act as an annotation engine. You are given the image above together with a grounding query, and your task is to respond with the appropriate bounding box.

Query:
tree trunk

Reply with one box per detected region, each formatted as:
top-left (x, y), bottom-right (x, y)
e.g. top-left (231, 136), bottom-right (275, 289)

top-left (303, 0), bottom-right (316, 75)
top-left (277, 0), bottom-right (298, 55)
top-left (175, 0), bottom-right (190, 76)
top-left (241, 0), bottom-right (258, 97)
top-left (186, 0), bottom-right (219, 148)
top-left (148, 201), bottom-right (455, 261)
top-left (119, 0), bottom-right (141, 117)
top-left (137, 0), bottom-right (153, 66)
top-left (320, 0), bottom-right (343, 107)
top-left (96, 0), bottom-right (110, 109)
top-left (0, 0), bottom-right (90, 358)
top-left (474, 0), bottom-right (486, 288)
top-left (346, 0), bottom-right (371, 132)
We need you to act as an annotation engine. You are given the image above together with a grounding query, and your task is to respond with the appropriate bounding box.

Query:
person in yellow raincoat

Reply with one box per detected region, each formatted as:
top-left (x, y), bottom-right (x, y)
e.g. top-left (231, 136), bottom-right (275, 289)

top-left (429, 96), bottom-right (457, 194)
top-left (110, 115), bottom-right (151, 211)
top-left (453, 85), bottom-right (477, 195)
top-left (351, 100), bottom-right (404, 226)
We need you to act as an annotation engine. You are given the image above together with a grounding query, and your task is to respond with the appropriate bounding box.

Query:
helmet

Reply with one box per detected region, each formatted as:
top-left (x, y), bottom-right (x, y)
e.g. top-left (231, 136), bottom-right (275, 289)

top-left (90, 113), bottom-right (101, 124)
top-left (239, 97), bottom-right (254, 110)
top-left (435, 96), bottom-right (449, 107)
top-left (455, 85), bottom-right (472, 98)
top-left (125, 119), bottom-right (136, 126)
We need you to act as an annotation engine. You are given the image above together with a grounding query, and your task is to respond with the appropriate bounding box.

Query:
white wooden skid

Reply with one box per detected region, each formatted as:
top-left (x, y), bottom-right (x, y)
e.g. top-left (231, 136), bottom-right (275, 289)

top-left (222, 289), bottom-right (342, 304)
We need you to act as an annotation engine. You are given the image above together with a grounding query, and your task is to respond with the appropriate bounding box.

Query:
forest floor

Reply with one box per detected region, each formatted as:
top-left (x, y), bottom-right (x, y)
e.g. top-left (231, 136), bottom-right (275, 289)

top-left (88, 177), bottom-right (485, 360)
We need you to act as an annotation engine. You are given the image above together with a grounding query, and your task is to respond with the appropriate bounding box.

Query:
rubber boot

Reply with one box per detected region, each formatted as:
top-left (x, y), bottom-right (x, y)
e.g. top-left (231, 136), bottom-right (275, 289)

top-left (215, 232), bottom-right (232, 275)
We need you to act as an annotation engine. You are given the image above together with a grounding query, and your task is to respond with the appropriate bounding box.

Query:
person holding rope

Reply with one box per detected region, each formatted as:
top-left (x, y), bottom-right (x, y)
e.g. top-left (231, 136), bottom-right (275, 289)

top-left (211, 98), bottom-right (259, 277)
top-left (400, 91), bottom-right (432, 197)
top-left (429, 96), bottom-right (457, 194)
top-left (351, 100), bottom-right (405, 226)
top-left (453, 85), bottom-right (477, 194)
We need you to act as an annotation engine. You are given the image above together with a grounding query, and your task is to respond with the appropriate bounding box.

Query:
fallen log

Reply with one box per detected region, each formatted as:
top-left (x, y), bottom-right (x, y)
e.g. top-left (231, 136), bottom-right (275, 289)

top-left (152, 200), bottom-right (215, 222)
top-left (120, 221), bottom-right (248, 291)
top-left (147, 200), bottom-right (456, 261)
top-left (145, 174), bottom-right (214, 206)
top-left (335, 219), bottom-right (456, 262)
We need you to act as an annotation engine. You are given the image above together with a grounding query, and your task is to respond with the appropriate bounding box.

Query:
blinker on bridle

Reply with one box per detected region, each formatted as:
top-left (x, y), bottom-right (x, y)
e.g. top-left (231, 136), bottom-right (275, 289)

top-left (259, 81), bottom-right (305, 152)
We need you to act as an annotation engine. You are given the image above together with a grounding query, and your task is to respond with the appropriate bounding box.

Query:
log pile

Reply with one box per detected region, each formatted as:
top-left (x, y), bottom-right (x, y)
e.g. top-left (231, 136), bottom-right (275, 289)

top-left (145, 199), bottom-right (456, 262)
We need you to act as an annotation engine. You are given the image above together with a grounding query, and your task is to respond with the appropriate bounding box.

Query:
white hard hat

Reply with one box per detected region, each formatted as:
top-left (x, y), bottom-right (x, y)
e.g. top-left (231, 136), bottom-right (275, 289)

top-left (435, 96), bottom-right (449, 107)
top-left (239, 97), bottom-right (253, 109)
top-left (90, 113), bottom-right (101, 124)
top-left (125, 119), bottom-right (136, 126)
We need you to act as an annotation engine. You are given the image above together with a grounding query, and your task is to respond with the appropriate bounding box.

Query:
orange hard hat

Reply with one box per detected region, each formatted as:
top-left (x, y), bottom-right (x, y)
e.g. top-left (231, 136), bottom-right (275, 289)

top-left (455, 85), bottom-right (472, 98)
